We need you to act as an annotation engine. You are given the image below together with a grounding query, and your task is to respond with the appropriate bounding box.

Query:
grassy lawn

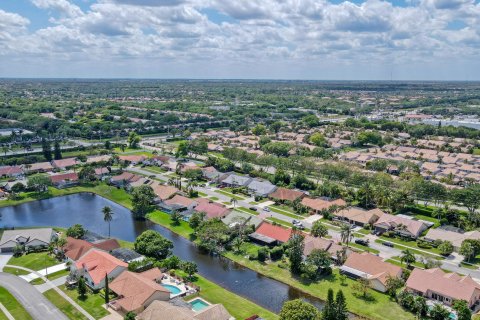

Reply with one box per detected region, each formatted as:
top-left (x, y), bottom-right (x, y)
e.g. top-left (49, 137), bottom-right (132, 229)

top-left (142, 166), bottom-right (166, 174)
top-left (147, 210), bottom-right (194, 239)
top-left (209, 196), bottom-right (219, 201)
top-left (0, 286), bottom-right (33, 320)
top-left (30, 269), bottom-right (69, 285)
top-left (215, 190), bottom-right (245, 200)
top-left (0, 309), bottom-right (8, 320)
top-left (60, 285), bottom-right (109, 319)
top-left (268, 206), bottom-right (301, 219)
top-left (197, 191), bottom-right (208, 197)
top-left (386, 257), bottom-right (425, 269)
top-left (7, 252), bottom-right (59, 271)
top-left (356, 228), bottom-right (371, 235)
top-left (413, 215), bottom-right (440, 228)
top-left (238, 207), bottom-right (259, 215)
top-left (222, 253), bottom-right (414, 320)
top-left (347, 242), bottom-right (380, 254)
top-left (270, 204), bottom-right (295, 214)
top-left (186, 274), bottom-right (277, 320)
top-left (1, 267), bottom-right (30, 276)
top-left (43, 289), bottom-right (88, 320)
top-left (374, 239), bottom-right (442, 259)
top-left (377, 236), bottom-right (442, 256)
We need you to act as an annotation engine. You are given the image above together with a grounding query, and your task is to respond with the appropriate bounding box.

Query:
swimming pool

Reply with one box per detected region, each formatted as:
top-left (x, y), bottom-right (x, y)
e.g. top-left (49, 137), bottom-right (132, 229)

top-left (161, 284), bottom-right (182, 295)
top-left (189, 298), bottom-right (210, 312)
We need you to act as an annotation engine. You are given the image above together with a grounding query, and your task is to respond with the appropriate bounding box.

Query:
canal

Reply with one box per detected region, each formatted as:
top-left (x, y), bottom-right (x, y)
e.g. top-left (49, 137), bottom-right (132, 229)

top-left (0, 193), bottom-right (325, 313)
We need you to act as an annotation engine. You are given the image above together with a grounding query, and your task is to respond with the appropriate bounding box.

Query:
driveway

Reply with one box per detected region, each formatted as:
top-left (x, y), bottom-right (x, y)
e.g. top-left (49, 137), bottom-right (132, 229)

top-left (0, 272), bottom-right (68, 320)
top-left (0, 253), bottom-right (12, 272)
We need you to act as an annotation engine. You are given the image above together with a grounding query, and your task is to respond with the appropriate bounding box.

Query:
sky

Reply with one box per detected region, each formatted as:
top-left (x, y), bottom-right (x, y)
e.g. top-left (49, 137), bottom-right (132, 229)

top-left (0, 0), bottom-right (479, 80)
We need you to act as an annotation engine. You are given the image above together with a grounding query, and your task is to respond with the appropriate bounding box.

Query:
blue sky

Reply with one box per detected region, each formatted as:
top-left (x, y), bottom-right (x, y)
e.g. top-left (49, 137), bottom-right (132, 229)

top-left (0, 0), bottom-right (479, 80)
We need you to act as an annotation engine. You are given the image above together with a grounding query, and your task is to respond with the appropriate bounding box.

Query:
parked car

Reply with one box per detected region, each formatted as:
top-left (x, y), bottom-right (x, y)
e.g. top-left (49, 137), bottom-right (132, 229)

top-left (355, 239), bottom-right (369, 247)
top-left (249, 207), bottom-right (258, 211)
top-left (382, 241), bottom-right (394, 247)
top-left (292, 219), bottom-right (299, 225)
top-left (263, 207), bottom-right (270, 212)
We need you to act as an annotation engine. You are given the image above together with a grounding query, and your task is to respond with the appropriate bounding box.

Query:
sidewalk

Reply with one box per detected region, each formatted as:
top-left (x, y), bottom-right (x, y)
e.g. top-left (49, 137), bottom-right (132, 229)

top-left (20, 263), bottom-right (67, 282)
top-left (35, 275), bottom-right (68, 293)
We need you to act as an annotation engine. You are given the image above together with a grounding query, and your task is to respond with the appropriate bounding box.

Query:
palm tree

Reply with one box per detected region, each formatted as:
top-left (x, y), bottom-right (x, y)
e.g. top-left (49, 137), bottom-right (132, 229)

top-left (340, 224), bottom-right (352, 248)
top-left (400, 249), bottom-right (416, 268)
top-left (102, 206), bottom-right (114, 238)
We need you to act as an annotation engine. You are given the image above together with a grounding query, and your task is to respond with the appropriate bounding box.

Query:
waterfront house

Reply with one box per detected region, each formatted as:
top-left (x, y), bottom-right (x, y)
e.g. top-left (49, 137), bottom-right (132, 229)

top-left (152, 184), bottom-right (179, 202)
top-left (110, 172), bottom-right (142, 187)
top-left (138, 300), bottom-right (233, 320)
top-left (159, 195), bottom-right (198, 214)
top-left (249, 222), bottom-right (292, 246)
top-left (0, 228), bottom-right (54, 253)
top-left (194, 199), bottom-right (230, 219)
top-left (49, 172), bottom-right (79, 188)
top-left (303, 236), bottom-right (347, 261)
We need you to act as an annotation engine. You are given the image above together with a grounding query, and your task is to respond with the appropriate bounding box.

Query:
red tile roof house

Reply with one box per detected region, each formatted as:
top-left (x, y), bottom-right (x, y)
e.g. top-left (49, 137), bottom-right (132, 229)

top-left (25, 162), bottom-right (53, 173)
top-left (301, 197), bottom-right (347, 215)
top-left (303, 236), bottom-right (348, 262)
top-left (373, 213), bottom-right (428, 239)
top-left (340, 252), bottom-right (403, 293)
top-left (49, 172), bottom-right (79, 188)
top-left (95, 167), bottom-right (110, 179)
top-left (51, 158), bottom-right (78, 170)
top-left (63, 237), bottom-right (121, 263)
top-left (151, 184), bottom-right (179, 202)
top-left (268, 187), bottom-right (305, 204)
top-left (333, 207), bottom-right (385, 227)
top-left (194, 199), bottom-right (230, 219)
top-left (0, 165), bottom-right (24, 178)
top-left (249, 222), bottom-right (293, 246)
top-left (119, 155), bottom-right (146, 165)
top-left (72, 249), bottom-right (128, 290)
top-left (110, 172), bottom-right (142, 188)
top-left (406, 268), bottom-right (480, 309)
top-left (109, 269), bottom-right (170, 314)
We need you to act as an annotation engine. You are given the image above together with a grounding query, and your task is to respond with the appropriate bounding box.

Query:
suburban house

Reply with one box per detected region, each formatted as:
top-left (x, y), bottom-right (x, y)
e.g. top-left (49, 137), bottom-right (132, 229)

top-left (95, 167), bottom-right (110, 179)
top-left (222, 210), bottom-right (263, 229)
top-left (110, 172), bottom-right (142, 187)
top-left (0, 165), bottom-right (24, 178)
top-left (0, 228), bottom-right (55, 252)
top-left (220, 173), bottom-right (252, 188)
top-left (374, 213), bottom-right (428, 238)
top-left (201, 166), bottom-right (223, 182)
top-left (268, 187), bottom-right (305, 203)
top-left (301, 197), bottom-right (347, 215)
top-left (146, 155), bottom-right (170, 166)
top-left (159, 195), bottom-right (198, 214)
top-left (194, 199), bottom-right (230, 219)
top-left (86, 155), bottom-right (111, 164)
top-left (129, 177), bottom-right (154, 189)
top-left (51, 158), bottom-right (78, 170)
top-left (109, 269), bottom-right (170, 314)
top-left (246, 179), bottom-right (277, 197)
top-left (333, 207), bottom-right (385, 227)
top-left (406, 268), bottom-right (480, 309)
top-left (138, 300), bottom-right (233, 320)
top-left (73, 249), bottom-right (128, 290)
top-left (303, 236), bottom-right (346, 261)
top-left (119, 155), bottom-right (146, 165)
top-left (249, 222), bottom-right (293, 246)
top-left (425, 228), bottom-right (480, 251)
top-left (49, 172), bottom-right (79, 188)
top-left (62, 237), bottom-right (121, 262)
top-left (340, 252), bottom-right (403, 292)
top-left (26, 162), bottom-right (54, 173)
top-left (152, 184), bottom-right (179, 202)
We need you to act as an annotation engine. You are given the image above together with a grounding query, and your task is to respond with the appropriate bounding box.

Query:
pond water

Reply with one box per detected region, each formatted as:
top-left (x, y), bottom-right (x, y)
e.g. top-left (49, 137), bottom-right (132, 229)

top-left (0, 193), bottom-right (326, 313)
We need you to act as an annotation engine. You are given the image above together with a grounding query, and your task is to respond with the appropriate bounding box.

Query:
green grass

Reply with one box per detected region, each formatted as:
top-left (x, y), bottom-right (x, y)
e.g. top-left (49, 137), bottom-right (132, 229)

top-left (197, 191), bottom-right (208, 197)
top-left (142, 166), bottom-right (166, 174)
top-left (43, 289), bottom-right (88, 320)
top-left (347, 242), bottom-right (380, 254)
top-left (215, 190), bottom-right (245, 200)
top-left (147, 210), bottom-right (194, 239)
top-left (59, 285), bottom-right (109, 319)
top-left (377, 236), bottom-right (442, 256)
top-left (238, 207), bottom-right (259, 215)
top-left (209, 196), bottom-right (219, 201)
top-left (1, 267), bottom-right (30, 276)
top-left (0, 309), bottom-right (8, 320)
top-left (356, 228), bottom-right (371, 235)
top-left (268, 206), bottom-right (301, 219)
top-left (0, 286), bottom-right (33, 320)
top-left (185, 274), bottom-right (277, 320)
top-left (413, 215), bottom-right (441, 228)
top-left (30, 269), bottom-right (69, 285)
top-left (374, 239), bottom-right (442, 259)
top-left (386, 257), bottom-right (425, 269)
top-left (7, 252), bottom-right (59, 271)
top-left (222, 253), bottom-right (414, 320)
top-left (270, 204), bottom-right (295, 214)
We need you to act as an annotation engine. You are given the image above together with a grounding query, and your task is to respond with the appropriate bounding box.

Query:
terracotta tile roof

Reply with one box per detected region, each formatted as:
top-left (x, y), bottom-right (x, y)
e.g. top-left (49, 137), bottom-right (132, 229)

top-left (343, 252), bottom-right (402, 286)
top-left (50, 172), bottom-right (79, 183)
top-left (119, 155), bottom-right (145, 163)
top-left (164, 195), bottom-right (197, 207)
top-left (63, 237), bottom-right (94, 261)
top-left (75, 250), bottom-right (127, 285)
top-left (152, 184), bottom-right (179, 201)
top-left (194, 199), bottom-right (230, 219)
top-left (0, 165), bottom-right (23, 176)
top-left (374, 213), bottom-right (426, 237)
top-left (138, 300), bottom-right (195, 320)
top-left (51, 158), bottom-right (77, 168)
top-left (269, 187), bottom-right (304, 202)
top-left (93, 239), bottom-right (120, 251)
top-left (334, 207), bottom-right (384, 225)
top-left (95, 167), bottom-right (110, 175)
top-left (406, 268), bottom-right (480, 304)
top-left (111, 172), bottom-right (139, 182)
top-left (110, 270), bottom-right (169, 312)
top-left (254, 222), bottom-right (292, 243)
top-left (301, 197), bottom-right (346, 211)
top-left (27, 162), bottom-right (53, 172)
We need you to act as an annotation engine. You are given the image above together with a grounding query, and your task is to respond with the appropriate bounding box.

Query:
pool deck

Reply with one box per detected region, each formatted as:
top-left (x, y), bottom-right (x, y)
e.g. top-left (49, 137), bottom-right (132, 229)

top-left (161, 276), bottom-right (195, 299)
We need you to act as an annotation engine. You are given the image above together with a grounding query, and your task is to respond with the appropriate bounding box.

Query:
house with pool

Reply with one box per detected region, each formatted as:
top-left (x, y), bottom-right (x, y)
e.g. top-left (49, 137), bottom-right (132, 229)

top-left (138, 299), bottom-right (233, 320)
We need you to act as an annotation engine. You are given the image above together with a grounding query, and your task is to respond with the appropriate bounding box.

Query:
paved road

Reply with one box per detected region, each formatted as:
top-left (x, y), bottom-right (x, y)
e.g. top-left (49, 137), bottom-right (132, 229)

top-left (0, 272), bottom-right (68, 320)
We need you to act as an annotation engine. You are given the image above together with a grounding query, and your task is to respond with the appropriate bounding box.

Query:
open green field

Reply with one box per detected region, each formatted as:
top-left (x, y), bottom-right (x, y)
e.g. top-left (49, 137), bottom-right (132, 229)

top-left (0, 286), bottom-right (33, 320)
top-left (7, 252), bottom-right (59, 271)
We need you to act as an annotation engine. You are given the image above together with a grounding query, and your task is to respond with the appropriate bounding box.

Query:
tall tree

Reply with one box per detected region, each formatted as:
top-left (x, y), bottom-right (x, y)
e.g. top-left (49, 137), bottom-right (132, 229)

top-left (134, 230), bottom-right (173, 260)
top-left (400, 249), bottom-right (416, 268)
top-left (102, 206), bottom-right (114, 238)
top-left (77, 277), bottom-right (87, 299)
top-left (340, 224), bottom-right (352, 248)
top-left (321, 288), bottom-right (336, 320)
top-left (104, 273), bottom-right (110, 304)
top-left (335, 290), bottom-right (348, 320)
top-left (53, 141), bottom-right (62, 160)
top-left (127, 131), bottom-right (141, 148)
top-left (42, 138), bottom-right (52, 161)
top-left (288, 231), bottom-right (305, 275)
top-left (131, 185), bottom-right (156, 218)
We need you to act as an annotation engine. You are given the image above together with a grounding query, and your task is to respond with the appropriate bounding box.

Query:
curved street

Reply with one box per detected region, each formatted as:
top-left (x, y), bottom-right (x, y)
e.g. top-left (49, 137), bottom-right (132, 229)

top-left (0, 272), bottom-right (68, 320)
